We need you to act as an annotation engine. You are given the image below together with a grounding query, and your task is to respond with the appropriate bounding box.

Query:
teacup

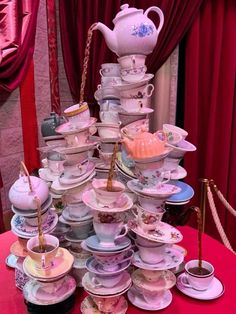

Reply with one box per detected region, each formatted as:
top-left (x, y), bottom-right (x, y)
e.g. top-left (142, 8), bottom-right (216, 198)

top-left (137, 243), bottom-right (167, 264)
top-left (93, 220), bottom-right (128, 247)
top-left (98, 99), bottom-right (120, 112)
top-left (98, 150), bottom-right (113, 166)
top-left (163, 157), bottom-right (181, 172)
top-left (91, 273), bottom-right (123, 288)
top-left (67, 202), bottom-right (90, 219)
top-left (168, 139), bottom-right (197, 159)
top-left (101, 76), bottom-right (122, 87)
top-left (99, 111), bottom-right (120, 124)
top-left (118, 54), bottom-right (146, 69)
top-left (71, 219), bottom-right (93, 239)
top-left (25, 210), bottom-right (49, 227)
top-left (93, 250), bottom-right (133, 272)
top-left (141, 269), bottom-right (169, 282)
top-left (119, 83), bottom-right (154, 99)
top-left (120, 65), bottom-right (147, 83)
top-left (27, 234), bottom-right (59, 269)
top-left (63, 161), bottom-right (88, 178)
top-left (120, 98), bottom-right (144, 112)
top-left (99, 142), bottom-right (117, 153)
top-left (133, 205), bottom-right (165, 231)
top-left (92, 178), bottom-right (125, 206)
top-left (163, 124), bottom-right (188, 140)
top-left (137, 195), bottom-right (165, 213)
top-left (63, 128), bottom-right (90, 147)
top-left (100, 63), bottom-right (120, 77)
top-left (181, 259), bottom-right (214, 291)
top-left (93, 295), bottom-right (122, 313)
top-left (47, 152), bottom-right (65, 175)
top-left (96, 122), bottom-right (120, 139)
top-left (64, 102), bottom-right (90, 128)
top-left (64, 152), bottom-right (88, 164)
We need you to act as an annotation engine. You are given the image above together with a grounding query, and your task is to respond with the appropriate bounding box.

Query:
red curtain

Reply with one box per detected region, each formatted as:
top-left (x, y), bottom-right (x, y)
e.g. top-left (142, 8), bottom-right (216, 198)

top-left (0, 0), bottom-right (39, 92)
top-left (59, 0), bottom-right (203, 106)
top-left (184, 0), bottom-right (236, 247)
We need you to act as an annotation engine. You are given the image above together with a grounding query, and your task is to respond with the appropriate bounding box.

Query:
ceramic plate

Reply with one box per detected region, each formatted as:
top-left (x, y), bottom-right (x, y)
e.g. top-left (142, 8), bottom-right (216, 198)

top-left (128, 286), bottom-right (172, 311)
top-left (11, 195), bottom-right (52, 216)
top-left (176, 273), bottom-right (224, 300)
top-left (85, 235), bottom-right (131, 252)
top-left (10, 241), bottom-right (28, 257)
top-left (132, 269), bottom-right (176, 292)
top-left (5, 254), bottom-right (18, 268)
top-left (51, 171), bottom-right (95, 191)
top-left (132, 246), bottom-right (184, 271)
top-left (129, 220), bottom-right (183, 244)
top-left (119, 108), bottom-right (154, 116)
top-left (82, 189), bottom-right (133, 213)
top-left (114, 74), bottom-right (154, 91)
top-left (59, 214), bottom-right (93, 226)
top-left (164, 166), bottom-right (187, 180)
top-left (59, 161), bottom-right (95, 185)
top-left (127, 180), bottom-right (182, 198)
top-left (23, 275), bottom-right (76, 305)
top-left (82, 271), bottom-right (131, 296)
top-left (55, 118), bottom-right (97, 135)
top-left (11, 210), bottom-right (58, 238)
top-left (55, 141), bottom-right (98, 155)
top-left (81, 295), bottom-right (128, 314)
top-left (38, 168), bottom-right (60, 182)
top-left (166, 200), bottom-right (190, 206)
top-left (81, 240), bottom-right (132, 256)
top-left (116, 152), bottom-right (136, 178)
top-left (167, 139), bottom-right (197, 152)
top-left (167, 181), bottom-right (194, 203)
top-left (23, 248), bottom-right (74, 280)
top-left (62, 206), bottom-right (92, 222)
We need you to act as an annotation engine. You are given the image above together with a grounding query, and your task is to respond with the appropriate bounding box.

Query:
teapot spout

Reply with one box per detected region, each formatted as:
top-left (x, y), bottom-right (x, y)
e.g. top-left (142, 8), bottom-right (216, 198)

top-left (94, 22), bottom-right (118, 55)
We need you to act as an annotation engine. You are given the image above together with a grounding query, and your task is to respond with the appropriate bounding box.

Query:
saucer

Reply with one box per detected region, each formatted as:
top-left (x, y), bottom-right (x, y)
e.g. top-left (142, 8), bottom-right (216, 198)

top-left (59, 161), bottom-right (95, 185)
top-left (82, 271), bottom-right (131, 296)
top-left (82, 189), bottom-right (133, 212)
top-left (86, 255), bottom-right (131, 275)
top-left (85, 235), bottom-right (131, 252)
top-left (23, 248), bottom-right (74, 280)
top-left (81, 240), bottom-right (132, 256)
top-left (11, 210), bottom-right (58, 238)
top-left (129, 220), bottom-right (183, 244)
top-left (128, 286), bottom-right (172, 311)
top-left (166, 200), bottom-right (190, 206)
top-left (119, 107), bottom-right (154, 116)
top-left (176, 273), bottom-right (225, 300)
top-left (5, 254), bottom-right (18, 268)
top-left (167, 181), bottom-right (194, 203)
top-left (51, 171), bottom-right (95, 191)
top-left (38, 168), bottom-right (60, 182)
top-left (81, 295), bottom-right (128, 314)
top-left (127, 180), bottom-right (181, 198)
top-left (132, 246), bottom-right (184, 270)
top-left (10, 241), bottom-right (28, 257)
top-left (116, 152), bottom-right (136, 178)
top-left (59, 214), bottom-right (93, 226)
top-left (132, 269), bottom-right (176, 292)
top-left (62, 206), bottom-right (92, 222)
top-left (23, 275), bottom-right (76, 305)
top-left (114, 74), bottom-right (154, 91)
top-left (55, 118), bottom-right (97, 135)
top-left (164, 166), bottom-right (187, 180)
top-left (55, 141), bottom-right (98, 155)
top-left (11, 195), bottom-right (52, 216)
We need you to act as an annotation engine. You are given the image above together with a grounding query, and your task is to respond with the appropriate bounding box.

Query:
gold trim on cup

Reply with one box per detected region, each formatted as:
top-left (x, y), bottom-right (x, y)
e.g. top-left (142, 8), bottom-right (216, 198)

top-left (64, 103), bottom-right (89, 117)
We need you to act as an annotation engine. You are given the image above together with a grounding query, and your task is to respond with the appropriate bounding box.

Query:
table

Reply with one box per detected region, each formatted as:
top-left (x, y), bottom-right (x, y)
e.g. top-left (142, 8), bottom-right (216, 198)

top-left (0, 226), bottom-right (235, 314)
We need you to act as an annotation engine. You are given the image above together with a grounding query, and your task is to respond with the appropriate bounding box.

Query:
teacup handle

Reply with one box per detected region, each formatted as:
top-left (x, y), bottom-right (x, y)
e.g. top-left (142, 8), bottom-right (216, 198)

top-left (131, 206), bottom-right (139, 219)
top-left (114, 224), bottom-right (128, 241)
top-left (143, 84), bottom-right (154, 97)
top-left (180, 274), bottom-right (192, 289)
top-left (160, 170), bottom-right (171, 185)
top-left (41, 254), bottom-right (46, 269)
top-left (91, 276), bottom-right (103, 288)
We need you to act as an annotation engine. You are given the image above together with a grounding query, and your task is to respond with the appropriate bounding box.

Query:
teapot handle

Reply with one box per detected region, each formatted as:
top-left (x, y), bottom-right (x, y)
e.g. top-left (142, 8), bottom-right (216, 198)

top-left (144, 7), bottom-right (164, 36)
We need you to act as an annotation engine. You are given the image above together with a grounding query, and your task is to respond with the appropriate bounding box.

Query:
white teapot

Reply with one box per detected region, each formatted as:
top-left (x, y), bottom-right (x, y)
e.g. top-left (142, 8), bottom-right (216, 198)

top-left (94, 3), bottom-right (164, 57)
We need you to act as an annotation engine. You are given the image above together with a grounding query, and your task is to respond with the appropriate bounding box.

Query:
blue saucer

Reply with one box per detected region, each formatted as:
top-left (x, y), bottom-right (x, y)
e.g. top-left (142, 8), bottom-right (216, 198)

top-left (167, 181), bottom-right (194, 203)
top-left (85, 235), bottom-right (131, 252)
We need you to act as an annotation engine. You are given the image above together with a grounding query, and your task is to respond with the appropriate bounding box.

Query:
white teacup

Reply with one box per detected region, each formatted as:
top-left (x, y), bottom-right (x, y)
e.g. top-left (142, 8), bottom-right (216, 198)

top-left (100, 63), bottom-right (120, 77)
top-left (64, 152), bottom-right (88, 164)
top-left (99, 142), bottom-right (116, 153)
top-left (137, 243), bottom-right (167, 264)
top-left (118, 54), bottom-right (146, 69)
top-left (91, 273), bottom-right (123, 288)
top-left (163, 124), bottom-right (188, 140)
top-left (94, 250), bottom-right (133, 272)
top-left (98, 150), bottom-right (113, 166)
top-left (120, 98), bottom-right (144, 112)
top-left (63, 161), bottom-right (88, 178)
top-left (64, 103), bottom-right (90, 128)
top-left (182, 259), bottom-right (215, 291)
top-left (98, 99), bottom-right (120, 112)
top-left (163, 157), bottom-right (181, 172)
top-left (63, 129), bottom-right (90, 147)
top-left (119, 83), bottom-right (154, 99)
top-left (141, 269), bottom-right (169, 282)
top-left (120, 65), bottom-right (147, 83)
top-left (93, 221), bottom-right (128, 247)
top-left (67, 202), bottom-right (90, 219)
top-left (96, 122), bottom-right (120, 139)
top-left (47, 152), bottom-right (65, 175)
top-left (99, 111), bottom-right (120, 124)
top-left (101, 76), bottom-right (122, 87)
top-left (71, 220), bottom-right (93, 239)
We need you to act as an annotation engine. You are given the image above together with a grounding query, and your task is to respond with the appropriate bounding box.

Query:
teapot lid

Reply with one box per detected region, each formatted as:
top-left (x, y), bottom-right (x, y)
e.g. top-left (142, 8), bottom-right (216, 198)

top-left (113, 4), bottom-right (143, 24)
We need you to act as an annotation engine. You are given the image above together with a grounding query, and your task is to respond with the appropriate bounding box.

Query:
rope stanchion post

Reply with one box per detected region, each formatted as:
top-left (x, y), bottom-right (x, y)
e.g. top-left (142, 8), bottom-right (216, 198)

top-left (199, 178), bottom-right (208, 233)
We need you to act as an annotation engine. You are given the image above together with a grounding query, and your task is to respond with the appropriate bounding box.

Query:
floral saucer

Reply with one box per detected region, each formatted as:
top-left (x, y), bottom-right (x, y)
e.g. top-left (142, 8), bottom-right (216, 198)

top-left (176, 273), bottom-right (224, 300)
top-left (82, 271), bottom-right (131, 296)
top-left (81, 240), bottom-right (132, 256)
top-left (59, 161), bottom-right (95, 185)
top-left (127, 180), bottom-right (181, 198)
top-left (132, 269), bottom-right (176, 292)
top-left (166, 181), bottom-right (194, 203)
top-left (11, 195), bottom-right (52, 217)
top-left (51, 171), bottom-right (95, 191)
top-left (81, 295), bottom-right (128, 314)
top-left (11, 210), bottom-right (58, 238)
top-left (55, 118), bottom-right (97, 135)
top-left (129, 220), bottom-right (183, 244)
top-left (62, 206), bottom-right (92, 222)
top-left (164, 166), bottom-right (187, 180)
top-left (85, 235), bottom-right (131, 252)
top-left (38, 167), bottom-right (60, 182)
top-left (23, 248), bottom-right (74, 280)
top-left (86, 254), bottom-right (132, 275)
top-left (132, 246), bottom-right (184, 271)
top-left (10, 241), bottom-right (28, 257)
top-left (23, 275), bottom-right (76, 305)
top-left (116, 152), bottom-right (136, 178)
top-left (82, 189), bottom-right (133, 212)
top-left (55, 141), bottom-right (98, 155)
top-left (128, 286), bottom-right (172, 311)
top-left (5, 254), bottom-right (18, 268)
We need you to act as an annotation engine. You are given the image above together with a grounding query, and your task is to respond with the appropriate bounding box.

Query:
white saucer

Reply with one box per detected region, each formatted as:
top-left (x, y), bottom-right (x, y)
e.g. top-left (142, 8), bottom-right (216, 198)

top-left (132, 246), bottom-right (184, 270)
top-left (85, 235), bottom-right (131, 252)
top-left (51, 171), bottom-right (95, 191)
top-left (114, 74), bottom-right (154, 91)
top-left (5, 254), bottom-right (18, 268)
top-left (81, 240), bottom-right (132, 256)
top-left (11, 210), bottom-right (58, 238)
top-left (55, 118), bottom-right (97, 135)
top-left (164, 166), bottom-right (187, 180)
top-left (82, 189), bottom-right (133, 212)
top-left (54, 141), bottom-right (98, 155)
top-left (38, 168), bottom-right (60, 182)
top-left (81, 295), bottom-right (128, 314)
top-left (127, 180), bottom-right (181, 198)
top-left (59, 161), bottom-right (95, 185)
top-left (23, 275), bottom-right (76, 305)
top-left (129, 220), bottom-right (183, 244)
top-left (176, 273), bottom-right (225, 300)
top-left (82, 271), bottom-right (131, 296)
top-left (119, 108), bottom-right (154, 116)
top-left (128, 286), bottom-right (172, 311)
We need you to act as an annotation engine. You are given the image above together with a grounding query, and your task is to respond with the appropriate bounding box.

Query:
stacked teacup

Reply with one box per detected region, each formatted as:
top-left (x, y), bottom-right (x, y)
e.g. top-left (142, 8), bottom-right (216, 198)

top-left (80, 178), bottom-right (134, 314)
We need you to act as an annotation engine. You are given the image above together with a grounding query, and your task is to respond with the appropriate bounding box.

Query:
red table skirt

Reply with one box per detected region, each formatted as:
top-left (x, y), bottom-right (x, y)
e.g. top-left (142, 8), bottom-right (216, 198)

top-left (0, 226), bottom-right (235, 314)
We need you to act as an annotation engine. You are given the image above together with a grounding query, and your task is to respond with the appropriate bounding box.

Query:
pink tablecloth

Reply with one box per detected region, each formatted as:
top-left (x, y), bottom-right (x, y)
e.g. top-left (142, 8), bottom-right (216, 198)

top-left (0, 226), bottom-right (235, 314)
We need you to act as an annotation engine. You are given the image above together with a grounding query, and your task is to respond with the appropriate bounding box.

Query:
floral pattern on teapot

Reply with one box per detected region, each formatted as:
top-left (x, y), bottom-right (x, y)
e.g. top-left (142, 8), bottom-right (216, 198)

top-left (131, 23), bottom-right (154, 37)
